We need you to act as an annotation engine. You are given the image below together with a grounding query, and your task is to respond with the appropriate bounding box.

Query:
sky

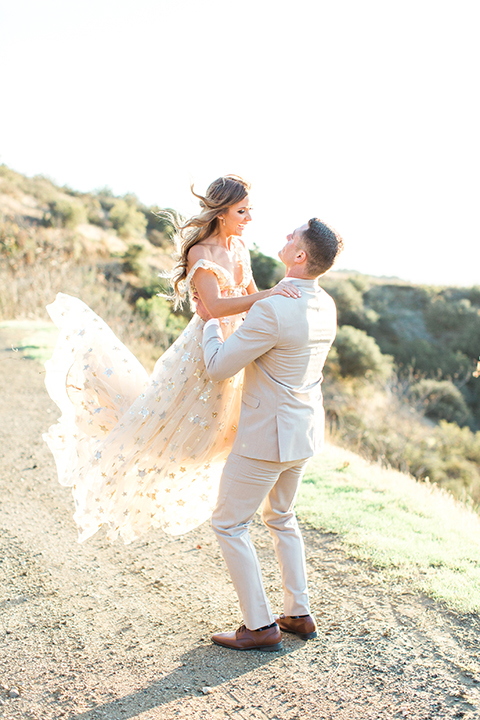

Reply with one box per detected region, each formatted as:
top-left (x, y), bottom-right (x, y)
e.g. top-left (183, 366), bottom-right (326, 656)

top-left (1, 0), bottom-right (479, 286)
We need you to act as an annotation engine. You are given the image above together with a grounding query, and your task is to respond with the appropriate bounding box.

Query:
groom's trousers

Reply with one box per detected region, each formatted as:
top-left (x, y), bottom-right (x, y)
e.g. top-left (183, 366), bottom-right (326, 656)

top-left (211, 452), bottom-right (311, 630)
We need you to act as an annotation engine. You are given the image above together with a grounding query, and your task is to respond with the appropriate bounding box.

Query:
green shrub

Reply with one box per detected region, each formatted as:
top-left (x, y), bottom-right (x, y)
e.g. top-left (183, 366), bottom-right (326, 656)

top-left (110, 199), bottom-right (147, 238)
top-left (324, 377), bottom-right (480, 507)
top-left (426, 297), bottom-right (477, 336)
top-left (323, 345), bottom-right (341, 380)
top-left (44, 197), bottom-right (87, 229)
top-left (409, 379), bottom-right (472, 426)
top-left (321, 277), bottom-right (378, 329)
top-left (0, 220), bottom-right (37, 267)
top-left (122, 243), bottom-right (148, 276)
top-left (94, 187), bottom-right (117, 213)
top-left (0, 165), bottom-right (59, 205)
top-left (147, 229), bottom-right (171, 249)
top-left (412, 421), bottom-right (480, 504)
top-left (84, 196), bottom-right (109, 227)
top-left (250, 245), bottom-right (284, 290)
top-left (334, 325), bottom-right (393, 380)
top-left (136, 295), bottom-right (188, 344)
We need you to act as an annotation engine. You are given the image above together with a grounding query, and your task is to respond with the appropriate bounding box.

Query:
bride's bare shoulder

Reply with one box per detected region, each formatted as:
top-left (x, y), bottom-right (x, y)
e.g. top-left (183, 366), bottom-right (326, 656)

top-left (187, 239), bottom-right (223, 268)
top-left (188, 243), bottom-right (208, 263)
top-left (186, 241), bottom-right (219, 272)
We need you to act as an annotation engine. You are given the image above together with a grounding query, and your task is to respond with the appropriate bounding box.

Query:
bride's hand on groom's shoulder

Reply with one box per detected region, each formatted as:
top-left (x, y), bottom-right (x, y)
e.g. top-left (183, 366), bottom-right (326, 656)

top-left (268, 281), bottom-right (302, 299)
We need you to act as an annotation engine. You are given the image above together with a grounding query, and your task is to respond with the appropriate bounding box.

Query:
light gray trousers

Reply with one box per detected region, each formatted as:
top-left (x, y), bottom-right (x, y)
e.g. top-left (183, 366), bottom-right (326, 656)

top-left (211, 452), bottom-right (310, 630)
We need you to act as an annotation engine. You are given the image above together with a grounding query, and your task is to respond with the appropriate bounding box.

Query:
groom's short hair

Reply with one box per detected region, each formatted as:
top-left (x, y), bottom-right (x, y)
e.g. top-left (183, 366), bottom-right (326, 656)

top-left (301, 219), bottom-right (343, 277)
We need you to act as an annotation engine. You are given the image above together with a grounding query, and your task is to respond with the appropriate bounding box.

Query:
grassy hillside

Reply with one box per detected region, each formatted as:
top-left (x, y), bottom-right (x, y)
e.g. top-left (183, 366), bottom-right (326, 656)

top-left (298, 446), bottom-right (480, 613)
top-left (317, 273), bottom-right (480, 508)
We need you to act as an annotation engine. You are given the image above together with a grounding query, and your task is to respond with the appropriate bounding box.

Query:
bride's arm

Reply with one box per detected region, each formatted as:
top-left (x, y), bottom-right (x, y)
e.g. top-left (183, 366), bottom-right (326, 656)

top-left (245, 278), bottom-right (259, 295)
top-left (192, 268), bottom-right (300, 319)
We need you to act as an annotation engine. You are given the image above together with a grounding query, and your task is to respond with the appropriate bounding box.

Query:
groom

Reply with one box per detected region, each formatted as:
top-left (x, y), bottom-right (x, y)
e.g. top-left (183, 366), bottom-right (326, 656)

top-left (202, 218), bottom-right (343, 651)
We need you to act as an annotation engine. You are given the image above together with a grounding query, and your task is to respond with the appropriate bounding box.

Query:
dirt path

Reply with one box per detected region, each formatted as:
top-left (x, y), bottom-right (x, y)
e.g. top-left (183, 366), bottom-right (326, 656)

top-left (1, 326), bottom-right (479, 720)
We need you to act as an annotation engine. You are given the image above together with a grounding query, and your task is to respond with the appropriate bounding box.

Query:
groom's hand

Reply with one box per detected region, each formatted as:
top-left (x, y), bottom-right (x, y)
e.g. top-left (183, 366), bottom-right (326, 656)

top-left (195, 296), bottom-right (213, 321)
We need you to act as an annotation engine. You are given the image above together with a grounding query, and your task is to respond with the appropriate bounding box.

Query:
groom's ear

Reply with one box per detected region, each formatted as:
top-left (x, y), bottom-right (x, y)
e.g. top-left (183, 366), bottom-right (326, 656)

top-left (294, 247), bottom-right (308, 265)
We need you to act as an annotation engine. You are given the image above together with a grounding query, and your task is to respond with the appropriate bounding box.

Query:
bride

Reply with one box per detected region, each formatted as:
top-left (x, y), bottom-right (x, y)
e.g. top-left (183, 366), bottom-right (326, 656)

top-left (44, 175), bottom-right (299, 543)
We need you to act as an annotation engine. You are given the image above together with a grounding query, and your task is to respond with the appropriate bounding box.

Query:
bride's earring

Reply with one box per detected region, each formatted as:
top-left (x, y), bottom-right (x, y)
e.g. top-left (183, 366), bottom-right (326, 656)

top-left (220, 217), bottom-right (225, 226)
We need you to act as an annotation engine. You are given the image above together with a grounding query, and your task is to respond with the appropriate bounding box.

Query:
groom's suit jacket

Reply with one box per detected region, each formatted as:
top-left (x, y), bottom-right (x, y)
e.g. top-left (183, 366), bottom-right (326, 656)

top-left (202, 278), bottom-right (337, 462)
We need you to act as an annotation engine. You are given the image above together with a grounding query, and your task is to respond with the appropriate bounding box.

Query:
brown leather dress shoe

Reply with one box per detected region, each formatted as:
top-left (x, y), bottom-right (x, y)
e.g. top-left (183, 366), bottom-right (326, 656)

top-left (211, 624), bottom-right (283, 652)
top-left (275, 613), bottom-right (317, 640)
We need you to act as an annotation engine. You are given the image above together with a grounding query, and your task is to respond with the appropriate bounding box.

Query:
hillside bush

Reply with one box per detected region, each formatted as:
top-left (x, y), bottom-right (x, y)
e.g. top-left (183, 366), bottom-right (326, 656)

top-left (334, 325), bottom-right (393, 380)
top-left (409, 379), bottom-right (472, 426)
top-left (0, 218), bottom-right (81, 272)
top-left (147, 229), bottom-right (171, 249)
top-left (110, 199), bottom-right (147, 238)
top-left (321, 277), bottom-right (378, 329)
top-left (84, 196), bottom-right (109, 228)
top-left (250, 244), bottom-right (284, 290)
top-left (410, 421), bottom-right (480, 505)
top-left (122, 243), bottom-right (149, 276)
top-left (0, 165), bottom-right (59, 205)
top-left (426, 296), bottom-right (477, 335)
top-left (94, 187), bottom-right (118, 213)
top-left (44, 198), bottom-right (87, 229)
top-left (322, 276), bottom-right (480, 426)
top-left (323, 376), bottom-right (480, 507)
top-left (135, 295), bottom-right (188, 345)
top-left (0, 219), bottom-right (37, 266)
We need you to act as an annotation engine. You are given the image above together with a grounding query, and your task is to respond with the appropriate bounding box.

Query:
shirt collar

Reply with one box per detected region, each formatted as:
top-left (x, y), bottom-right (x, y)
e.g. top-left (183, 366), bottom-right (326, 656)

top-left (282, 277), bottom-right (319, 289)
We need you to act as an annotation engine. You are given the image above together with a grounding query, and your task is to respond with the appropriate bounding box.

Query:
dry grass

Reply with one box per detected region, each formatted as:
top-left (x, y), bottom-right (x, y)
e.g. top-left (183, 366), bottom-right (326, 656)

top-left (0, 262), bottom-right (167, 373)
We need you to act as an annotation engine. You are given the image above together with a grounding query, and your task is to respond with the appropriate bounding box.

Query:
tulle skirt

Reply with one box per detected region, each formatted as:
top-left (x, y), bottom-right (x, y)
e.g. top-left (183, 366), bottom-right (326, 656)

top-left (43, 293), bottom-right (243, 543)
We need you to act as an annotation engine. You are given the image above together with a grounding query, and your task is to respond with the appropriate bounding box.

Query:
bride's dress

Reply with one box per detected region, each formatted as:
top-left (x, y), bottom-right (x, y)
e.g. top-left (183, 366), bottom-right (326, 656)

top-left (44, 239), bottom-right (252, 543)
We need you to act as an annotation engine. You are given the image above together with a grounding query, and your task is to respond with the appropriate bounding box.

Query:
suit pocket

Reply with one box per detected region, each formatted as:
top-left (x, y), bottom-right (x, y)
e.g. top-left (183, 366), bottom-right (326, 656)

top-left (242, 391), bottom-right (260, 409)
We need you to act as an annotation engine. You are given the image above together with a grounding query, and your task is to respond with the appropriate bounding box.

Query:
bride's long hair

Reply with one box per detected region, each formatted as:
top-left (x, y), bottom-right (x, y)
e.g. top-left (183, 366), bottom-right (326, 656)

top-left (165, 175), bottom-right (250, 308)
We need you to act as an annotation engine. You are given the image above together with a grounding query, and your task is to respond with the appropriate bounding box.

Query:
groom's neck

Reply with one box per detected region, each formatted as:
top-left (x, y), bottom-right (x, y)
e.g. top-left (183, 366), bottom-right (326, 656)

top-left (284, 268), bottom-right (317, 280)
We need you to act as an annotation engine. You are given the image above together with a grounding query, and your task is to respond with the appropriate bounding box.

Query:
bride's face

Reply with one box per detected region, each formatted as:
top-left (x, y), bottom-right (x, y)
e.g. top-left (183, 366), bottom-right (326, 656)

top-left (221, 195), bottom-right (252, 237)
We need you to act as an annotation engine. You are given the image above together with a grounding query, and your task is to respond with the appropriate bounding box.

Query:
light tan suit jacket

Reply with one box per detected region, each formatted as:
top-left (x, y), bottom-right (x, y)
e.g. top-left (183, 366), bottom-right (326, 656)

top-left (203, 278), bottom-right (337, 462)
